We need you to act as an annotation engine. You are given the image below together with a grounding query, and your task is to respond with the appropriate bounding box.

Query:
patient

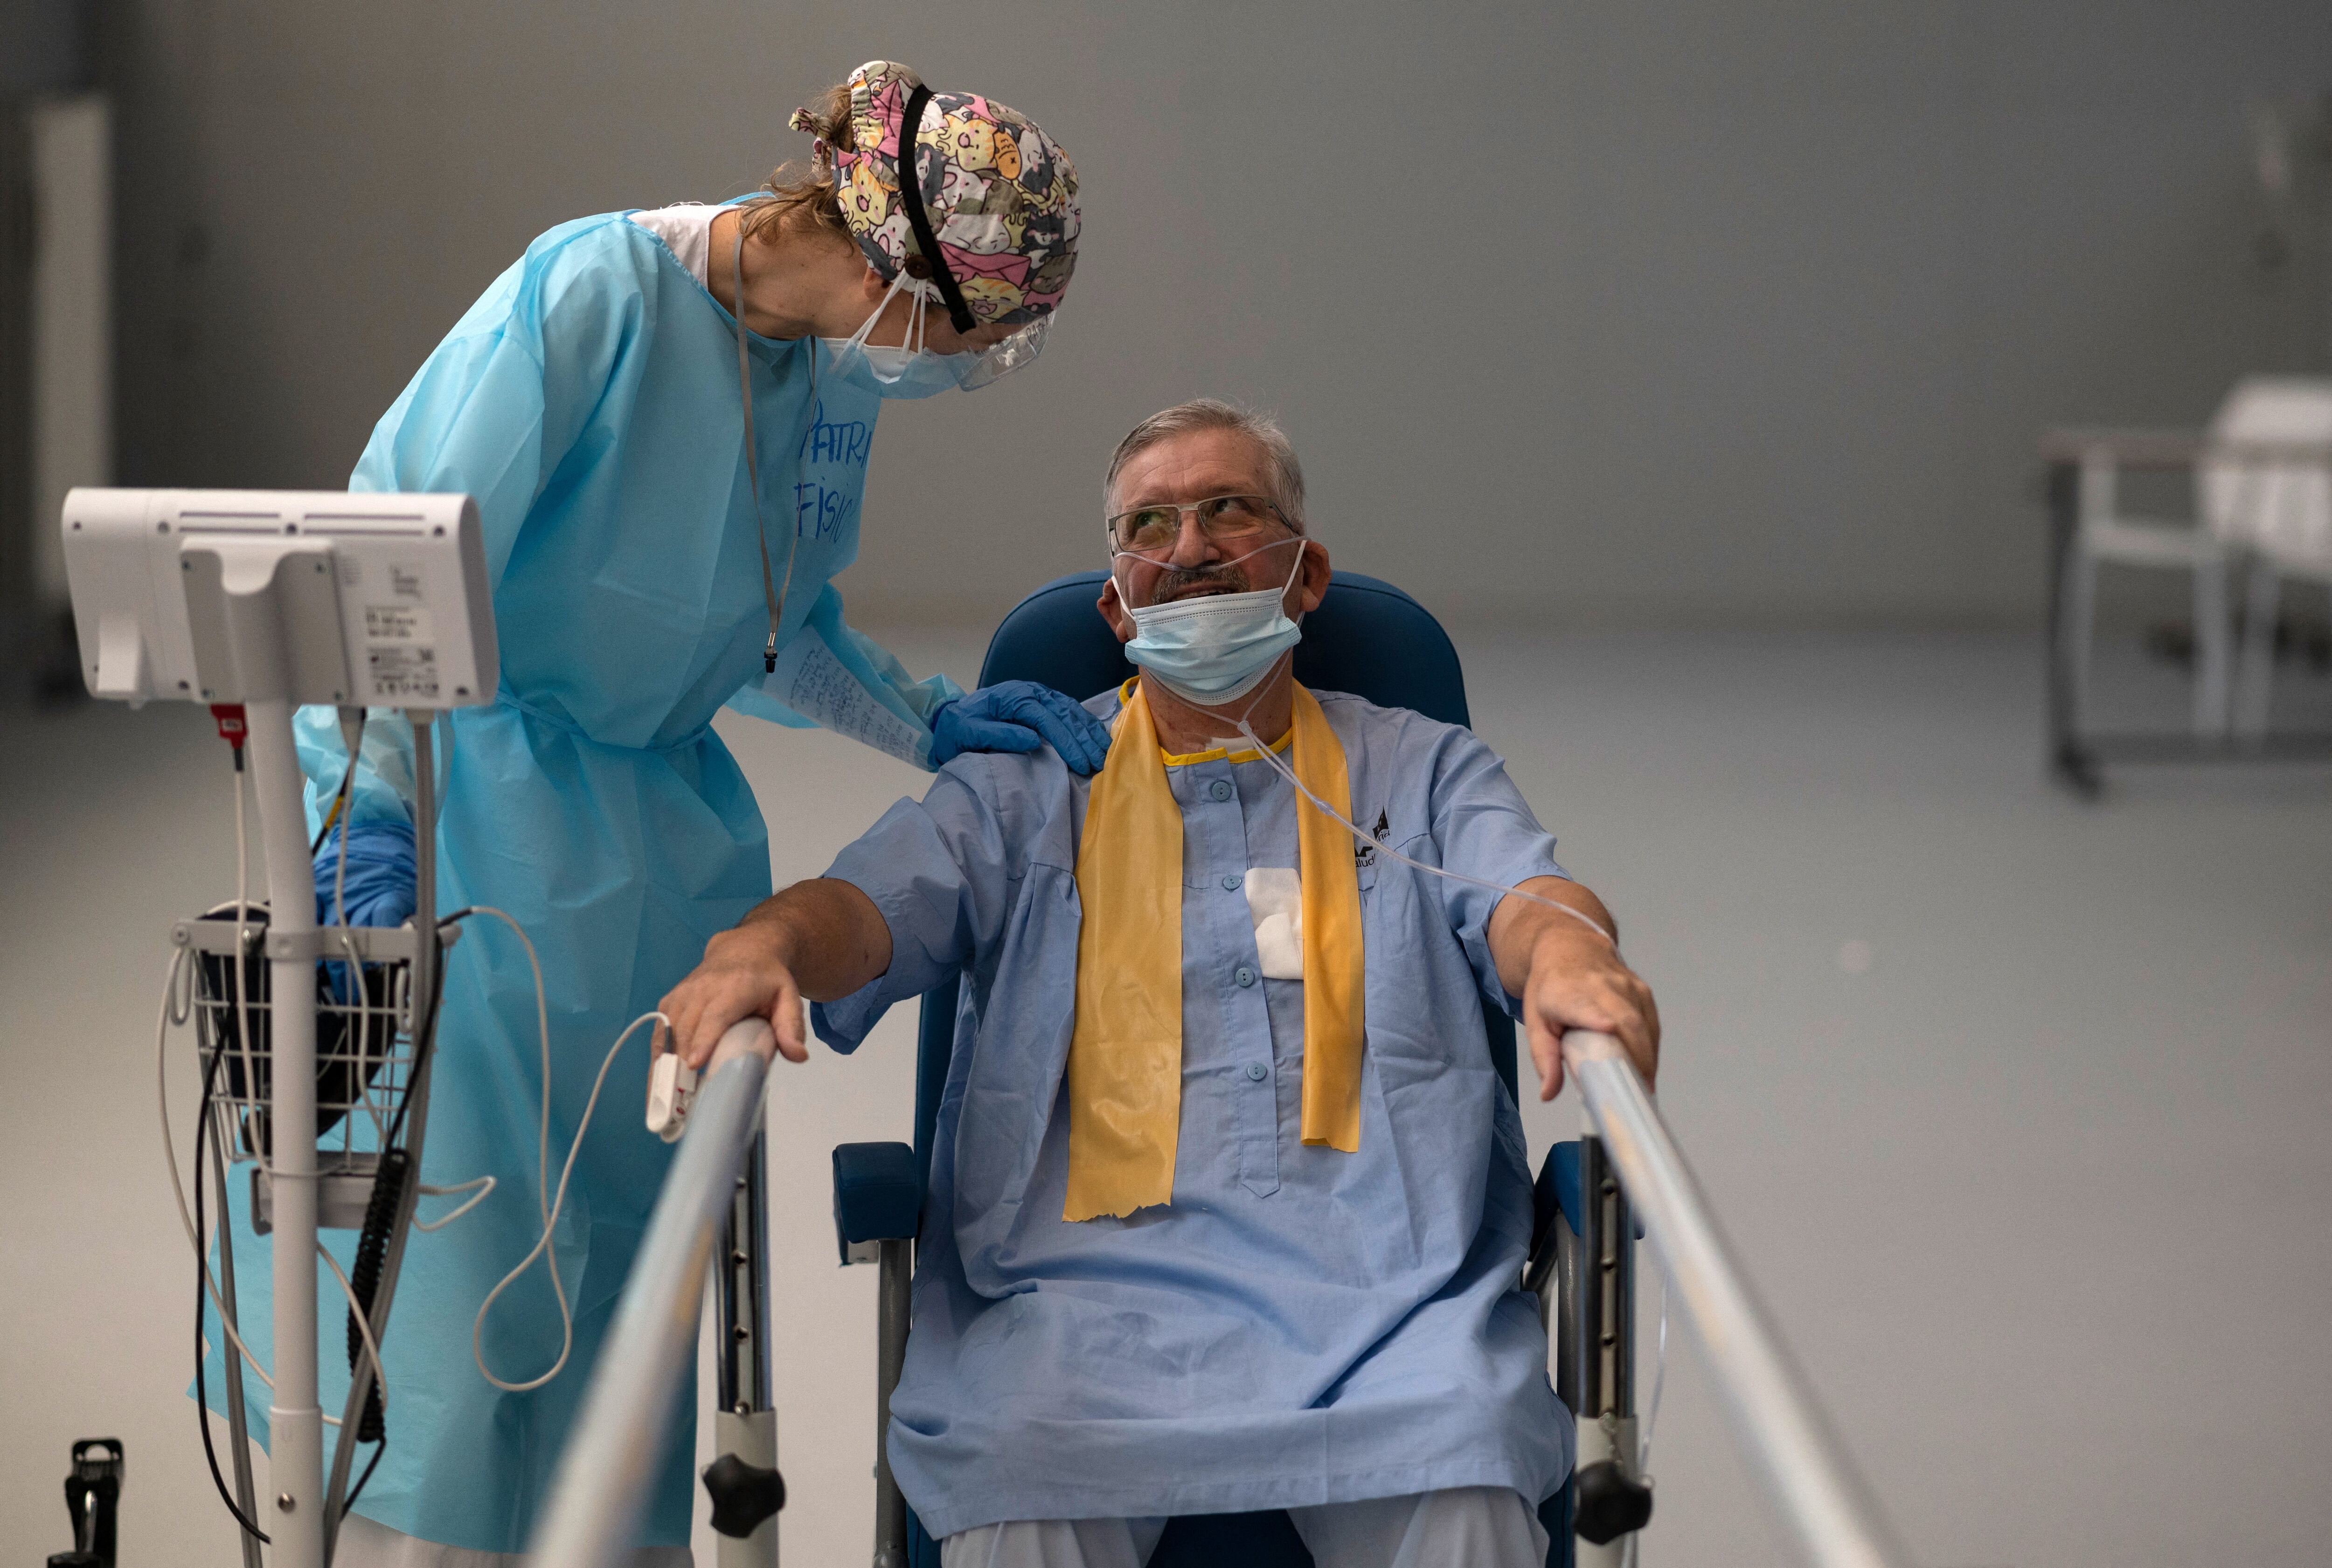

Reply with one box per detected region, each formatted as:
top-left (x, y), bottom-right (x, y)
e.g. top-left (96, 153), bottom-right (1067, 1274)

top-left (659, 399), bottom-right (1660, 1568)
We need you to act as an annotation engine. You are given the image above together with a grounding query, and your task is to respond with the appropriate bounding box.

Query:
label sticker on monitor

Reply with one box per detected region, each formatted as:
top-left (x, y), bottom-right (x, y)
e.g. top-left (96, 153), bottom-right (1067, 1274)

top-left (369, 645), bottom-right (440, 700)
top-left (365, 604), bottom-right (435, 643)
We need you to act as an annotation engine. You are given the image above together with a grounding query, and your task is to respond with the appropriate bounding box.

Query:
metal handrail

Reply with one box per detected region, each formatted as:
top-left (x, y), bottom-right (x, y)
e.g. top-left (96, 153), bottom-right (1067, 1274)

top-left (532, 1019), bottom-right (1911, 1567)
top-left (528, 1021), bottom-right (776, 1568)
top-left (1561, 1031), bottom-right (1915, 1568)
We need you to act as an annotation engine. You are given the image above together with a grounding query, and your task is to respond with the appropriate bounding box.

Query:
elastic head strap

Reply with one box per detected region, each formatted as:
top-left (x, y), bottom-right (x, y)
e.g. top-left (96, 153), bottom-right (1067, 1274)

top-left (895, 84), bottom-right (979, 335)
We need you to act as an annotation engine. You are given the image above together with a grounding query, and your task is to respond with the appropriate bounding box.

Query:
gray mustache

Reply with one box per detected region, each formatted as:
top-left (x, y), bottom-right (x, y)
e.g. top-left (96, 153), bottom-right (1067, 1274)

top-left (1153, 564), bottom-right (1253, 599)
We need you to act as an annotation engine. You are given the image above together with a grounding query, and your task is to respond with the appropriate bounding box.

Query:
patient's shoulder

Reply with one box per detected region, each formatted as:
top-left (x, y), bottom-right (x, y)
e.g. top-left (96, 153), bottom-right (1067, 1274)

top-left (930, 742), bottom-right (1076, 804)
top-left (1307, 687), bottom-right (1486, 755)
top-left (924, 742), bottom-right (1083, 873)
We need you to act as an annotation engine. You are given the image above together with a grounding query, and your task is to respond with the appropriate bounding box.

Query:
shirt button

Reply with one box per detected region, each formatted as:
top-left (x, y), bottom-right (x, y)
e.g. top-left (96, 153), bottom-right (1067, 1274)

top-left (1234, 965), bottom-right (1256, 988)
top-left (1244, 1061), bottom-right (1269, 1082)
top-left (1208, 778), bottom-right (1233, 802)
top-left (1222, 873), bottom-right (1243, 891)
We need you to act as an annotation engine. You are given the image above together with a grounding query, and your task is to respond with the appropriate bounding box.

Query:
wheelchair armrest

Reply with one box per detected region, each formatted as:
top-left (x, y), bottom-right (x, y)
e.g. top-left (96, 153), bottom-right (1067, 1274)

top-left (832, 1141), bottom-right (920, 1265)
top-left (1527, 1140), bottom-right (1584, 1281)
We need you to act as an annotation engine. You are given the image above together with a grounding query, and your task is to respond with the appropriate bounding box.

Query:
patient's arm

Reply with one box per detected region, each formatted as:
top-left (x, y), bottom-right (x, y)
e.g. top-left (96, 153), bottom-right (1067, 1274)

top-left (1487, 876), bottom-right (1660, 1102)
top-left (656, 878), bottom-right (893, 1069)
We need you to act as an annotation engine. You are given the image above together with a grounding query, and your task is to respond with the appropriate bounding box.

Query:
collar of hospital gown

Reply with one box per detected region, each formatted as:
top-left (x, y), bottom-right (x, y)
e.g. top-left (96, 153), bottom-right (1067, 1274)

top-left (812, 687), bottom-right (1576, 1536)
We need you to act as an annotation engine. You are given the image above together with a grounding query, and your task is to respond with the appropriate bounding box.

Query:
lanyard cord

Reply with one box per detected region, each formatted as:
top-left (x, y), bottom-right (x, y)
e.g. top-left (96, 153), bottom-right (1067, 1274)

top-left (733, 208), bottom-right (812, 674)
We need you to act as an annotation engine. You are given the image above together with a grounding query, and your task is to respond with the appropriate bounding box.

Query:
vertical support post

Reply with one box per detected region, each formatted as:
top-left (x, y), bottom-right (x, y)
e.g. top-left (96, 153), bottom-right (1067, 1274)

top-left (323, 714), bottom-right (442, 1556)
top-left (2235, 560), bottom-right (2283, 743)
top-left (2193, 553), bottom-right (2233, 737)
top-left (1562, 1135), bottom-right (1643, 1566)
top-left (872, 1237), bottom-right (912, 1568)
top-left (2044, 457), bottom-right (2102, 795)
top-left (715, 1131), bottom-right (779, 1568)
top-left (245, 697), bottom-right (323, 1568)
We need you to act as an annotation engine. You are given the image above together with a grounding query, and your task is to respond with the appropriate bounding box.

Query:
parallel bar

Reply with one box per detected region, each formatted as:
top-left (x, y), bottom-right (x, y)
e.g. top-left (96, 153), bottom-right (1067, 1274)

top-left (1560, 1032), bottom-right (1915, 1568)
top-left (529, 1022), bottom-right (776, 1568)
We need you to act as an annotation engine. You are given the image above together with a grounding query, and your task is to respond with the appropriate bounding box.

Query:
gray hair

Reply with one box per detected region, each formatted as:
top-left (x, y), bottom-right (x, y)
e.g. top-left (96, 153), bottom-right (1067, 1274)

top-left (1102, 399), bottom-right (1307, 533)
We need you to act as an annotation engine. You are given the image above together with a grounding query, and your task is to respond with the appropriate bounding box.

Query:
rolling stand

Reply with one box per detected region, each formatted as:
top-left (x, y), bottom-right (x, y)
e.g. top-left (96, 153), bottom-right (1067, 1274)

top-left (47, 1439), bottom-right (124, 1568)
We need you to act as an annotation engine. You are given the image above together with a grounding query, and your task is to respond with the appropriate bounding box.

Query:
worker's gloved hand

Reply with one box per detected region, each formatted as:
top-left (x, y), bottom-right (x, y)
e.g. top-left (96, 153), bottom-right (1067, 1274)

top-left (313, 820), bottom-right (419, 929)
top-left (928, 682), bottom-right (1113, 775)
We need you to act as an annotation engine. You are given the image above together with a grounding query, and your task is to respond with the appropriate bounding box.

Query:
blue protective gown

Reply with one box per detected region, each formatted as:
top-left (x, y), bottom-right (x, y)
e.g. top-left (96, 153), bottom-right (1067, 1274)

top-left (200, 208), bottom-right (961, 1551)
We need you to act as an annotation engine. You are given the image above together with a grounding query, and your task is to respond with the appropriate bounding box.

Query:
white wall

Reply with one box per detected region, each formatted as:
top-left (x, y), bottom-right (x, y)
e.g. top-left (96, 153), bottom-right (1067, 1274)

top-left (107, 2), bottom-right (2332, 631)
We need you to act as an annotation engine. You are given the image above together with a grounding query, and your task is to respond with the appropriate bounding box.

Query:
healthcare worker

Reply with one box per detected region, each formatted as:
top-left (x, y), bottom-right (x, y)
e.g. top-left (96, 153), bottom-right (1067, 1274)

top-left (200, 60), bottom-right (1105, 1564)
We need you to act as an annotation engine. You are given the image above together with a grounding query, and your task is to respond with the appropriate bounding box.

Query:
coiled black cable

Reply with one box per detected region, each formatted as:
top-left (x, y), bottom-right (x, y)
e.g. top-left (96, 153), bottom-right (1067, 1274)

top-left (345, 1146), bottom-right (410, 1443)
top-left (342, 922), bottom-right (449, 1519)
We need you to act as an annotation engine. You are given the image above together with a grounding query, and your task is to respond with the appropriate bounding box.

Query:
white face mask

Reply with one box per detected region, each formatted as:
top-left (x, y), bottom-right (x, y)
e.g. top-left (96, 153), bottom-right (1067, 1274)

top-left (1118, 536), bottom-right (1309, 706)
top-left (823, 269), bottom-right (975, 400)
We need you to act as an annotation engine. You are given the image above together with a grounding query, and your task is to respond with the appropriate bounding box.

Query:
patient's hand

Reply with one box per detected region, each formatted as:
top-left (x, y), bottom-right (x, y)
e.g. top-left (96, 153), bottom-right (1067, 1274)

top-left (655, 877), bottom-right (892, 1070)
top-left (1489, 876), bottom-right (1660, 1100)
top-left (657, 923), bottom-right (810, 1071)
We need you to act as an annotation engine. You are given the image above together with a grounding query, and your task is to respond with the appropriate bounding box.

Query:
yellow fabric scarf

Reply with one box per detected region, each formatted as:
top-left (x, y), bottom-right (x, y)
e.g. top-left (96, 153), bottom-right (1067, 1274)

top-left (1064, 681), bottom-right (1366, 1221)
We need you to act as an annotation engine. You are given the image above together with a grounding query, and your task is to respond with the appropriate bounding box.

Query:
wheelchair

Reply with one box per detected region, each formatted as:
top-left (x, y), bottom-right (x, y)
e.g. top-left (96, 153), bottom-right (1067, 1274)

top-left (825, 571), bottom-right (1651, 1568)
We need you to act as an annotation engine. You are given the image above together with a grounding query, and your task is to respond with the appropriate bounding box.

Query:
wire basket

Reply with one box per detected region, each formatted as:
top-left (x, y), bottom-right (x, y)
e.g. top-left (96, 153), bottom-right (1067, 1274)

top-left (176, 902), bottom-right (428, 1176)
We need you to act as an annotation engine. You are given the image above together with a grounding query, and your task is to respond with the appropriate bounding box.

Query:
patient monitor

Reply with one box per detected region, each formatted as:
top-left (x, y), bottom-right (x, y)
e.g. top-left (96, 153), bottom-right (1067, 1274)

top-left (60, 487), bottom-right (496, 710)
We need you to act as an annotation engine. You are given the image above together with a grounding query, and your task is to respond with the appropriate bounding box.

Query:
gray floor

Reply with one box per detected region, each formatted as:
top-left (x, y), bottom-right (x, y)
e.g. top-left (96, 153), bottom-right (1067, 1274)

top-left (2, 627), bottom-right (2326, 1567)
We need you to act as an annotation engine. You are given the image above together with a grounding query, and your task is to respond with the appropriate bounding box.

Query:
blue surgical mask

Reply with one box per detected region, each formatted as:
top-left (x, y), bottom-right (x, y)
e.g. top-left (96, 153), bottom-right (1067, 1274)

top-left (823, 269), bottom-right (974, 401)
top-left (1120, 537), bottom-right (1308, 706)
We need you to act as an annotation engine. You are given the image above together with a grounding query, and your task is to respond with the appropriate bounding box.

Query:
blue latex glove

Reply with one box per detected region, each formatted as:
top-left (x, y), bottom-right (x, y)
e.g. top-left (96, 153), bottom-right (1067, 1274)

top-left (928, 681), bottom-right (1113, 775)
top-left (313, 820), bottom-right (418, 929)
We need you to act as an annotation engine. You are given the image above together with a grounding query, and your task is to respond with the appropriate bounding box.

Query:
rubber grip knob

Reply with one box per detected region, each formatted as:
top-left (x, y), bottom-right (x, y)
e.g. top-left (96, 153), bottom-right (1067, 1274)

top-left (1572, 1459), bottom-right (1654, 1545)
top-left (701, 1453), bottom-right (785, 1538)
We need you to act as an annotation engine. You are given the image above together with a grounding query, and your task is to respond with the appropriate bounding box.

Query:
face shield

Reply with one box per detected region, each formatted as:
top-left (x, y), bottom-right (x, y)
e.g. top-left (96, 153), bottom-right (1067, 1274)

top-left (955, 312), bottom-right (1051, 391)
top-left (888, 81), bottom-right (1063, 394)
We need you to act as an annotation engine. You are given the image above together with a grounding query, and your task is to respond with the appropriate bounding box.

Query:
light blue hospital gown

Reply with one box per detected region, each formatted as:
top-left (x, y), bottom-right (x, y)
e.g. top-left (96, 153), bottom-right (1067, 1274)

top-left (200, 205), bottom-right (960, 1553)
top-left (814, 686), bottom-right (1576, 1537)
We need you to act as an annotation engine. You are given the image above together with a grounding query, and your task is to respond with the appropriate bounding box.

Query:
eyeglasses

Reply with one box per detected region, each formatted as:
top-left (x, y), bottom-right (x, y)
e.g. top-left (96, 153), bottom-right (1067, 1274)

top-left (1106, 494), bottom-right (1291, 555)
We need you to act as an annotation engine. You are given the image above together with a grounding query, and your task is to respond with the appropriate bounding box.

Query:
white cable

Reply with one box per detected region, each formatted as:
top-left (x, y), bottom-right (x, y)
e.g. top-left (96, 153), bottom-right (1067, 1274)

top-left (157, 946), bottom-right (275, 1390)
top-left (160, 761), bottom-right (282, 1388)
top-left (470, 1010), bottom-right (667, 1392)
top-left (413, 1177), bottom-right (495, 1233)
top-left (1210, 639), bottom-right (1617, 945)
top-left (319, 1242), bottom-right (389, 1424)
top-left (168, 749), bottom-right (475, 1411)
top-left (462, 909), bottom-right (552, 1217)
top-left (1640, 1258), bottom-right (1669, 1471)
top-left (1617, 1256), bottom-right (1669, 1568)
